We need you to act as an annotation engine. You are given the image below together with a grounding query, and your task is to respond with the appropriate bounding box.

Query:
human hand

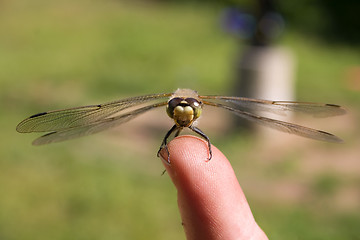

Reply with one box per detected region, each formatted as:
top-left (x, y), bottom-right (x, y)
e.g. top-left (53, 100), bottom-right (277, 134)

top-left (159, 136), bottom-right (268, 240)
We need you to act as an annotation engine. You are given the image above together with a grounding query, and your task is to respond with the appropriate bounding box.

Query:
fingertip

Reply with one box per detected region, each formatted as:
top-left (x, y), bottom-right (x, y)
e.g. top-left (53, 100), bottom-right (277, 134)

top-left (160, 135), bottom-right (221, 183)
top-left (159, 135), bottom-right (266, 239)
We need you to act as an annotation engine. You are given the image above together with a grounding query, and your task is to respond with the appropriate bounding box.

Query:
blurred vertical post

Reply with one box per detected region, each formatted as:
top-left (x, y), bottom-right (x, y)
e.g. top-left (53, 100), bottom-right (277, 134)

top-left (224, 0), bottom-right (295, 139)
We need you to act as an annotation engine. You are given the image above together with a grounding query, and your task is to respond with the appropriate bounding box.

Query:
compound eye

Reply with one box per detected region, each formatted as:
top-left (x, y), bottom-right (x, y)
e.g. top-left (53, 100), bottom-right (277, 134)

top-left (185, 98), bottom-right (201, 108)
top-left (167, 97), bottom-right (183, 118)
top-left (168, 97), bottom-right (183, 109)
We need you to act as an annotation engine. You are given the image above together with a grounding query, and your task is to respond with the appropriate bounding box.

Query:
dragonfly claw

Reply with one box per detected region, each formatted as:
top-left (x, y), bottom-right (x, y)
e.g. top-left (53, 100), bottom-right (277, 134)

top-left (157, 145), bottom-right (171, 164)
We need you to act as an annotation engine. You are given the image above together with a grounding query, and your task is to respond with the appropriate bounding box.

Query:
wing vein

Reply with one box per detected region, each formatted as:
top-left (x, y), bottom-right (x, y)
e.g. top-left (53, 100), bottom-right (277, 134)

top-left (203, 100), bottom-right (343, 143)
top-left (32, 101), bottom-right (168, 145)
top-left (17, 93), bottom-right (171, 133)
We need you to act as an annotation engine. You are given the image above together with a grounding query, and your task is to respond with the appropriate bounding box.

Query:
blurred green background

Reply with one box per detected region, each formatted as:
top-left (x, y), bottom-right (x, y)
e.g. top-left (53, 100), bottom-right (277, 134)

top-left (1, 0), bottom-right (360, 239)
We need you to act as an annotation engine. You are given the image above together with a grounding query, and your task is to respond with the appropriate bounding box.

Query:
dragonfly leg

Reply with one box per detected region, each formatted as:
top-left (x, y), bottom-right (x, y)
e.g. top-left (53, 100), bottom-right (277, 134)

top-left (189, 125), bottom-right (212, 160)
top-left (174, 128), bottom-right (182, 138)
top-left (157, 124), bottom-right (179, 163)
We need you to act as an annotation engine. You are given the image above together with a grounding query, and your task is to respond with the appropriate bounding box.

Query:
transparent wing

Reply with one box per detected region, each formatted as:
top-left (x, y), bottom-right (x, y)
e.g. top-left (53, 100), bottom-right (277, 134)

top-left (31, 102), bottom-right (167, 145)
top-left (17, 93), bottom-right (172, 133)
top-left (200, 95), bottom-right (346, 118)
top-left (203, 100), bottom-right (343, 143)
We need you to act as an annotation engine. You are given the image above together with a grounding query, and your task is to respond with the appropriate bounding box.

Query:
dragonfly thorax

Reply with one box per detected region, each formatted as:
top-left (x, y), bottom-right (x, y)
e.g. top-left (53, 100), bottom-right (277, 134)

top-left (166, 97), bottom-right (202, 127)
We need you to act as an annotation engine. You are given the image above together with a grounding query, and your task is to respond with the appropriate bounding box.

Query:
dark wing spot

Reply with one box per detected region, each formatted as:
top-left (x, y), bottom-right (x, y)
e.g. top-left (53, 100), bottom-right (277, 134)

top-left (41, 131), bottom-right (57, 137)
top-left (326, 104), bottom-right (341, 107)
top-left (318, 130), bottom-right (335, 136)
top-left (317, 130), bottom-right (344, 143)
top-left (30, 112), bottom-right (47, 118)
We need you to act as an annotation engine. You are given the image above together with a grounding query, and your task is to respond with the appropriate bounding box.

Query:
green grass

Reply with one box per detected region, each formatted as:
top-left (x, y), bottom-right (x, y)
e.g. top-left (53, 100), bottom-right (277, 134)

top-left (282, 32), bottom-right (360, 104)
top-left (1, 0), bottom-right (359, 239)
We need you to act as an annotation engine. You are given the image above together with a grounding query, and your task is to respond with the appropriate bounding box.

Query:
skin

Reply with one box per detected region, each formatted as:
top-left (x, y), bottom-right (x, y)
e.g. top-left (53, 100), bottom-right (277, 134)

top-left (159, 136), bottom-right (268, 240)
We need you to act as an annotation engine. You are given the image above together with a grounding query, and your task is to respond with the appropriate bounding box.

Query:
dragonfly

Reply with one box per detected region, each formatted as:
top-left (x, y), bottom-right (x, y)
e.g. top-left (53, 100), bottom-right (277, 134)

top-left (16, 88), bottom-right (346, 162)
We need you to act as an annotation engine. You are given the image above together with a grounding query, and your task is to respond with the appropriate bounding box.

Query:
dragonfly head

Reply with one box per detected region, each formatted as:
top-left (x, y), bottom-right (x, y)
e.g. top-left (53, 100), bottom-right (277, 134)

top-left (166, 97), bottom-right (202, 127)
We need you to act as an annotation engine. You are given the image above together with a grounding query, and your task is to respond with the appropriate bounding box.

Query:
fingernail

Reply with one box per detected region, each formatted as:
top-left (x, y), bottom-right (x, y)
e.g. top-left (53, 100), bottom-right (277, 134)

top-left (158, 150), bottom-right (171, 166)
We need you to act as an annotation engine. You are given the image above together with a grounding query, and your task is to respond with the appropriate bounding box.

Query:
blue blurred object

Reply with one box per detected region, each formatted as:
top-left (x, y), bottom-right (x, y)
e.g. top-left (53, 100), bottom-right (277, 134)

top-left (221, 8), bottom-right (256, 39)
top-left (221, 7), bottom-right (284, 45)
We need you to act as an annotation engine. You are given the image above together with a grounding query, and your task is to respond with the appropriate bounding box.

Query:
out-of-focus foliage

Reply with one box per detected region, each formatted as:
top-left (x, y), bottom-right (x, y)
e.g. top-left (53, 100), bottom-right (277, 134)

top-left (278, 0), bottom-right (360, 45)
top-left (162, 0), bottom-right (360, 45)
